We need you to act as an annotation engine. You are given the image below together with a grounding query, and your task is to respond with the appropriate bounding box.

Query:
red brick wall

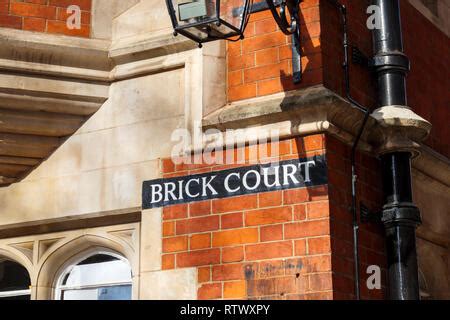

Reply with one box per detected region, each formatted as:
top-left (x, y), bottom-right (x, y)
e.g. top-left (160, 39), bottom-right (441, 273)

top-left (159, 134), bottom-right (386, 300)
top-left (227, 0), bottom-right (323, 102)
top-left (0, 0), bottom-right (91, 37)
top-left (321, 0), bottom-right (376, 108)
top-left (161, 134), bottom-right (332, 299)
top-left (327, 135), bottom-right (386, 299)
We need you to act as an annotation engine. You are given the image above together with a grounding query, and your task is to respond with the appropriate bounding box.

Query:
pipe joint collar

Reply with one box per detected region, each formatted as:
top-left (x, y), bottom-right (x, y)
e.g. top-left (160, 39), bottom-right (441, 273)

top-left (370, 52), bottom-right (410, 73)
top-left (382, 205), bottom-right (421, 228)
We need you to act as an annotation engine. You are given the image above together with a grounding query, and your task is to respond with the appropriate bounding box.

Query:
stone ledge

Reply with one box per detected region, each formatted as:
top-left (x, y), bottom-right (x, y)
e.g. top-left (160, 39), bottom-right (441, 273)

top-left (109, 31), bottom-right (197, 65)
top-left (0, 28), bottom-right (111, 80)
top-left (202, 85), bottom-right (377, 150)
top-left (0, 28), bottom-right (202, 82)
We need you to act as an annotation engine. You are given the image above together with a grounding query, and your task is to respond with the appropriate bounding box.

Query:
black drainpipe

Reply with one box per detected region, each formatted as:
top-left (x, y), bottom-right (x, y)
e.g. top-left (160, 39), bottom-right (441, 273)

top-left (370, 0), bottom-right (421, 300)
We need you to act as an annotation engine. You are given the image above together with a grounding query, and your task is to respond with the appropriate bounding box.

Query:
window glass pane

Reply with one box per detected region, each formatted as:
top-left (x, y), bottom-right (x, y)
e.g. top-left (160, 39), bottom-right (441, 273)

top-left (98, 285), bottom-right (132, 300)
top-left (64, 259), bottom-right (131, 287)
top-left (62, 285), bottom-right (132, 301)
top-left (62, 288), bottom-right (99, 300)
top-left (0, 260), bottom-right (30, 292)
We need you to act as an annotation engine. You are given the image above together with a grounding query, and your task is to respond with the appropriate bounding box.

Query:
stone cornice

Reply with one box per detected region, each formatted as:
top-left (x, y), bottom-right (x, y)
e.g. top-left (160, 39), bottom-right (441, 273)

top-left (0, 28), bottom-right (197, 82)
top-left (0, 29), bottom-right (112, 81)
top-left (109, 31), bottom-right (197, 65)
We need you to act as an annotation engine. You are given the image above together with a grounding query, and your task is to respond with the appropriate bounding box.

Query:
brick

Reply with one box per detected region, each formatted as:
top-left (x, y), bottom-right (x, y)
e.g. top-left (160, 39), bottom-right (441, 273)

top-left (257, 260), bottom-right (285, 278)
top-left (228, 70), bottom-right (242, 87)
top-left (49, 0), bottom-right (92, 11)
top-left (254, 18), bottom-right (278, 34)
top-left (189, 200), bottom-right (211, 217)
top-left (161, 158), bottom-right (175, 173)
top-left (283, 188), bottom-right (310, 204)
top-left (284, 220), bottom-right (330, 239)
top-left (10, 3), bottom-right (56, 19)
top-left (260, 224), bottom-right (283, 242)
top-left (243, 21), bottom-right (255, 37)
top-left (176, 215), bottom-right (219, 235)
top-left (228, 53), bottom-right (255, 71)
top-left (244, 60), bottom-right (290, 83)
top-left (198, 283), bottom-right (222, 300)
top-left (176, 248), bottom-right (220, 267)
top-left (294, 204), bottom-right (307, 221)
top-left (309, 273), bottom-right (333, 291)
top-left (303, 134), bottom-right (325, 151)
top-left (212, 263), bottom-right (245, 281)
top-left (302, 21), bottom-right (321, 38)
top-left (245, 241), bottom-right (293, 261)
top-left (198, 266), bottom-right (210, 283)
top-left (247, 277), bottom-right (296, 297)
top-left (255, 47), bottom-right (279, 66)
top-left (224, 280), bottom-right (246, 299)
top-left (190, 233), bottom-right (211, 250)
top-left (248, 10), bottom-right (273, 23)
top-left (162, 236), bottom-right (188, 253)
top-left (257, 78), bottom-right (283, 96)
top-left (221, 212), bottom-right (243, 229)
top-left (227, 40), bottom-right (241, 57)
top-left (212, 194), bottom-right (257, 213)
top-left (308, 236), bottom-right (331, 254)
top-left (286, 255), bottom-right (332, 274)
top-left (301, 6), bottom-right (320, 23)
top-left (258, 190), bottom-right (282, 207)
top-left (23, 17), bottom-right (45, 32)
top-left (163, 204), bottom-right (188, 220)
top-left (308, 185), bottom-right (329, 201)
top-left (162, 254), bottom-right (175, 270)
top-left (307, 201), bottom-right (330, 219)
top-left (304, 291), bottom-right (333, 300)
top-left (47, 20), bottom-right (90, 37)
top-left (228, 82), bottom-right (257, 101)
top-left (212, 228), bottom-right (258, 247)
top-left (242, 32), bottom-right (287, 53)
top-left (0, 4), bottom-right (8, 15)
top-left (0, 14), bottom-right (22, 29)
top-left (294, 239), bottom-right (307, 256)
top-left (222, 246), bottom-right (244, 263)
top-left (162, 221), bottom-right (175, 237)
top-left (245, 207), bottom-right (292, 226)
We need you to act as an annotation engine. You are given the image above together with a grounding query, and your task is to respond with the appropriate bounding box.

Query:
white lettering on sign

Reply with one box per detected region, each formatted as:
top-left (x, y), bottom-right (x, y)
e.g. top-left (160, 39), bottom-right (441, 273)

top-left (224, 172), bottom-right (240, 193)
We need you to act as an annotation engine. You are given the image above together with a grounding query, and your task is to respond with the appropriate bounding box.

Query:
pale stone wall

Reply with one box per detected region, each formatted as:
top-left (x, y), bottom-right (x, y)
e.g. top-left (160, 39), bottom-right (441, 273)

top-left (413, 172), bottom-right (450, 299)
top-left (0, 69), bottom-right (183, 224)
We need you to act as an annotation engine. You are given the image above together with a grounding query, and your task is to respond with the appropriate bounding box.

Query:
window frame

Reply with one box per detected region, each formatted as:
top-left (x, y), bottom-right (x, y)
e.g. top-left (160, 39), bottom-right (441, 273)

top-left (54, 251), bottom-right (132, 301)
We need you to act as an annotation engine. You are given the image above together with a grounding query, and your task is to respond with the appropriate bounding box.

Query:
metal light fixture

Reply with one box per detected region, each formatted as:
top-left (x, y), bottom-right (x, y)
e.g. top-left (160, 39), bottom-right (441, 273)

top-left (166, 0), bottom-right (303, 83)
top-left (166, 0), bottom-right (252, 47)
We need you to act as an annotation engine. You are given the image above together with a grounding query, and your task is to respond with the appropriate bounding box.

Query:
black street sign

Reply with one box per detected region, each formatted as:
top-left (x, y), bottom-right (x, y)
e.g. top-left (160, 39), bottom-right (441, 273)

top-left (142, 154), bottom-right (328, 209)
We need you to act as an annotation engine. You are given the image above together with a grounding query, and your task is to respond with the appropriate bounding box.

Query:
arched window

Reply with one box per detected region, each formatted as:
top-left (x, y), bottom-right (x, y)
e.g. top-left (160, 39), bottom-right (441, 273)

top-left (55, 252), bottom-right (132, 300)
top-left (0, 259), bottom-right (31, 300)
